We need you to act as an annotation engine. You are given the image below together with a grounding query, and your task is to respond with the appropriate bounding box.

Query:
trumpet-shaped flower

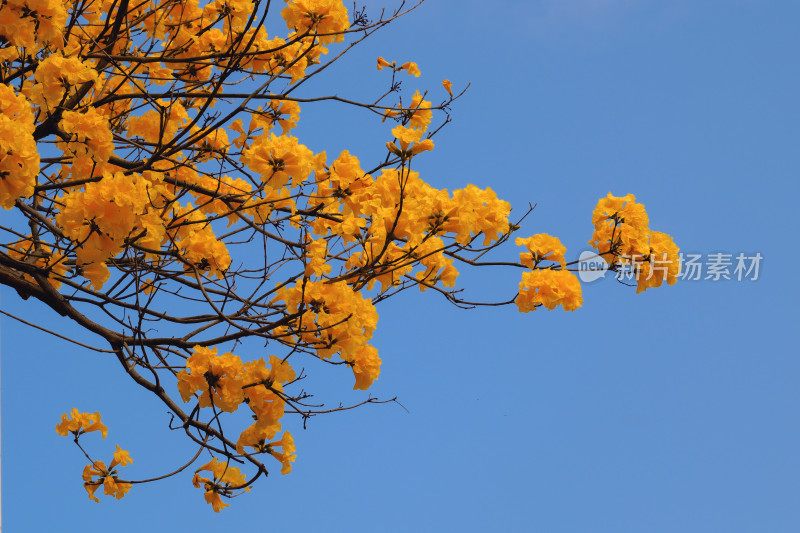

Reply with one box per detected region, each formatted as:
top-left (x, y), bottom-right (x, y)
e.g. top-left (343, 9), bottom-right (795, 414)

top-left (55, 409), bottom-right (108, 439)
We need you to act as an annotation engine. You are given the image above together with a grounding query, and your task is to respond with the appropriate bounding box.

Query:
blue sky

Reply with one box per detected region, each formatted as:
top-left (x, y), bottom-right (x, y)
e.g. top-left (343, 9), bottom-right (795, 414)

top-left (2, 0), bottom-right (799, 531)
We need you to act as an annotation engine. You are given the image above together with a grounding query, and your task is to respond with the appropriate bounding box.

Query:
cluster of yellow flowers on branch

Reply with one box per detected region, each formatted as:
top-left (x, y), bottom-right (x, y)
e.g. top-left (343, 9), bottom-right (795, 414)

top-left (0, 0), bottom-right (680, 512)
top-left (589, 193), bottom-right (681, 293)
top-left (55, 409), bottom-right (133, 501)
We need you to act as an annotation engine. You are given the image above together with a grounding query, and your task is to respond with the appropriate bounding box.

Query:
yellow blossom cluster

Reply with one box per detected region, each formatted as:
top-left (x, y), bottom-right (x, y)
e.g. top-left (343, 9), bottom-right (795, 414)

top-left (514, 232), bottom-right (583, 312)
top-left (347, 85), bottom-right (512, 287)
top-left (634, 230), bottom-right (681, 293)
top-left (55, 408), bottom-right (109, 438)
top-left (127, 100), bottom-right (190, 144)
top-left (258, 34), bottom-right (327, 83)
top-left (0, 0), bottom-right (68, 51)
top-left (167, 204), bottom-right (232, 278)
top-left (264, 432), bottom-right (296, 475)
top-left (192, 458), bottom-right (248, 513)
top-left (55, 172), bottom-right (169, 288)
top-left (0, 84), bottom-right (39, 208)
top-left (383, 90), bottom-right (432, 129)
top-left (304, 236), bottom-right (332, 277)
top-left (192, 128), bottom-right (230, 163)
top-left (228, 100), bottom-right (301, 151)
top-left (4, 0), bottom-right (684, 514)
top-left (281, 0), bottom-right (349, 44)
top-left (386, 125), bottom-right (434, 160)
top-left (309, 146), bottom-right (511, 292)
top-left (161, 10), bottom-right (327, 83)
top-left (516, 269), bottom-right (584, 312)
top-left (589, 193), bottom-right (651, 261)
top-left (82, 446), bottom-right (134, 502)
top-left (177, 346), bottom-right (299, 479)
top-left (275, 280), bottom-right (382, 388)
top-left (309, 150), bottom-right (371, 238)
top-left (377, 56), bottom-right (422, 77)
top-left (242, 132), bottom-right (320, 189)
top-left (56, 410), bottom-right (133, 502)
top-left (589, 193), bottom-right (681, 293)
top-left (516, 233), bottom-right (567, 268)
top-left (182, 172), bottom-right (253, 226)
top-left (27, 54), bottom-right (98, 110)
top-left (346, 345), bottom-right (383, 390)
top-left (267, 99), bottom-right (303, 134)
top-left (191, 431), bottom-right (294, 510)
top-left (54, 167), bottom-right (233, 288)
top-left (60, 108), bottom-right (115, 164)
top-left (177, 346), bottom-right (247, 412)
top-left (237, 356), bottom-right (296, 453)
top-left (365, 170), bottom-right (510, 248)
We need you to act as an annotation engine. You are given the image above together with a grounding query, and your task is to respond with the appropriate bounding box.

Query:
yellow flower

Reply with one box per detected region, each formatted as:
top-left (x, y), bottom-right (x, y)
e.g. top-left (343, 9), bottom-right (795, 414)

top-left (377, 56), bottom-right (393, 70)
top-left (635, 231), bottom-right (681, 293)
top-left (407, 90), bottom-right (432, 130)
top-left (281, 0), bottom-right (349, 45)
top-left (81, 451), bottom-right (133, 502)
top-left (515, 234), bottom-right (567, 267)
top-left (345, 344), bottom-right (382, 390)
top-left (268, 432), bottom-right (297, 475)
top-left (82, 262), bottom-right (111, 291)
top-left (588, 193), bottom-right (650, 262)
top-left (55, 409), bottom-right (108, 439)
top-left (400, 61), bottom-right (421, 77)
top-left (241, 133), bottom-right (315, 189)
top-left (103, 476), bottom-right (132, 500)
top-left (82, 461), bottom-right (107, 483)
top-left (387, 125), bottom-right (433, 160)
top-left (29, 55), bottom-right (98, 109)
top-left (304, 236), bottom-right (333, 277)
top-left (176, 346), bottom-right (246, 412)
top-left (84, 482), bottom-right (102, 503)
top-left (196, 457), bottom-right (248, 486)
top-left (127, 100), bottom-right (189, 143)
top-left (516, 269), bottom-right (583, 312)
top-left (110, 445), bottom-right (133, 468)
top-left (443, 79), bottom-right (453, 98)
top-left (193, 457), bottom-right (248, 512)
top-left (274, 279), bottom-right (378, 360)
top-left (0, 83), bottom-right (39, 209)
top-left (60, 108), bottom-right (114, 164)
top-left (204, 490), bottom-right (229, 513)
top-left (267, 355), bottom-right (296, 384)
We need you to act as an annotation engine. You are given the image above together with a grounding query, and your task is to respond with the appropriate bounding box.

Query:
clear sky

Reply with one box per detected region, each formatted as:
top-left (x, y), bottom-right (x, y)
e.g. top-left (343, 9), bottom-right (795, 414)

top-left (2, 0), bottom-right (799, 531)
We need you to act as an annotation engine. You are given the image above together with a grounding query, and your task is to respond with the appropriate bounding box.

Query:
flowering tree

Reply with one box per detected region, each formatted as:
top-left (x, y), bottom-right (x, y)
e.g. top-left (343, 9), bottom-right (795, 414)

top-left (0, 0), bottom-right (680, 512)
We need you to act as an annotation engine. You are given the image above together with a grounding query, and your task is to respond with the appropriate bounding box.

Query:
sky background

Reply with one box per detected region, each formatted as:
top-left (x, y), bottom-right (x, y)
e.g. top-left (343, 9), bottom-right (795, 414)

top-left (2, 0), bottom-right (799, 531)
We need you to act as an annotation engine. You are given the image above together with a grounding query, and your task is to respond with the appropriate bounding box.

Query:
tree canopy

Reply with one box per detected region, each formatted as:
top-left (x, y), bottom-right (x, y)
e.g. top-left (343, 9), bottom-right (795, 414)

top-left (0, 0), bottom-right (679, 511)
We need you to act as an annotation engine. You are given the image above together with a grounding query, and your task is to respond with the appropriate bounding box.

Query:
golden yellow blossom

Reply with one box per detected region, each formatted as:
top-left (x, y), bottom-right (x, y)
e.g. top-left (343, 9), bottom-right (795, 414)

top-left (55, 409), bottom-right (108, 439)
top-left (400, 61), bottom-right (421, 77)
top-left (0, 84), bottom-right (39, 208)
top-left (517, 269), bottom-right (583, 312)
top-left (193, 458), bottom-right (248, 512)
top-left (516, 234), bottom-right (567, 267)
top-left (267, 432), bottom-right (296, 475)
top-left (443, 79), bottom-right (453, 97)
top-left (177, 346), bottom-right (246, 412)
top-left (281, 0), bottom-right (349, 45)
top-left (635, 231), bottom-right (681, 293)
